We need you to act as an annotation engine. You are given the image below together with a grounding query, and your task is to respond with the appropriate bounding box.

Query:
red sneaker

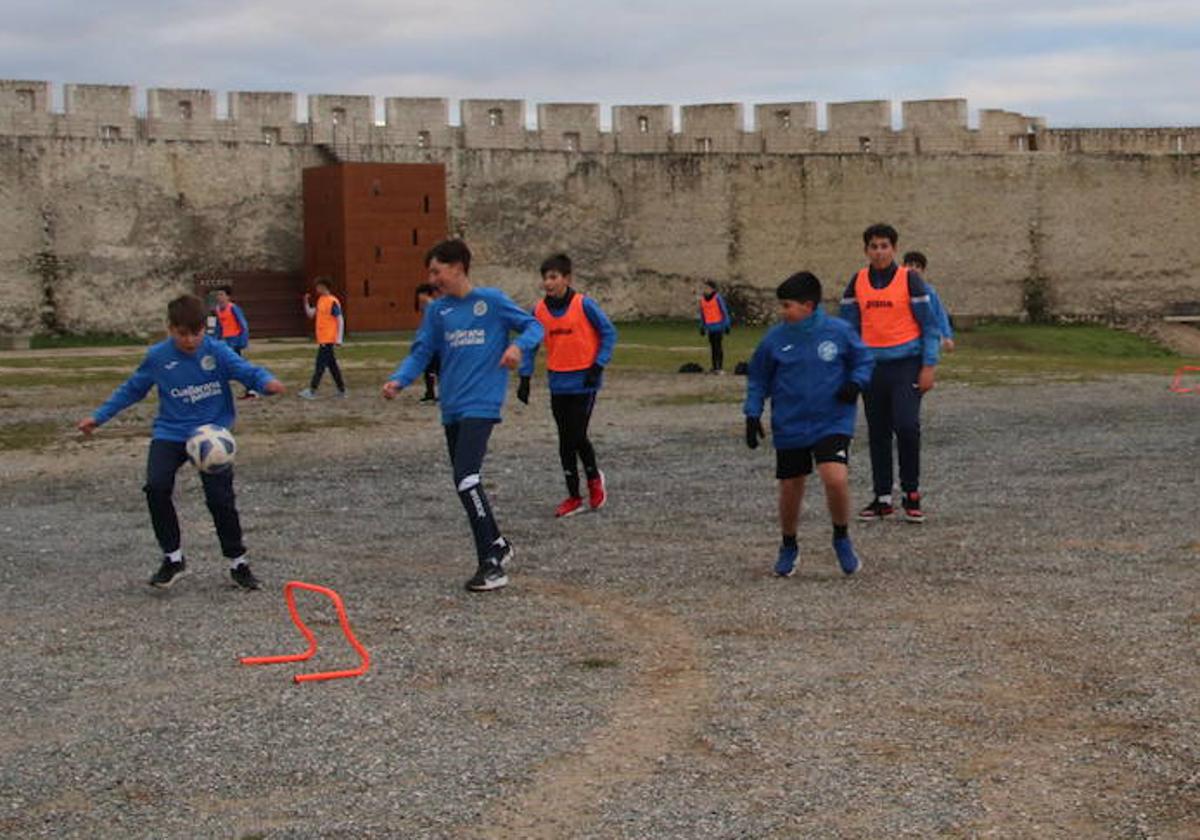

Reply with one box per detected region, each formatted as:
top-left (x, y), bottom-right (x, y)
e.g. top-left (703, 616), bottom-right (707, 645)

top-left (902, 491), bottom-right (925, 524)
top-left (555, 496), bottom-right (584, 518)
top-left (587, 472), bottom-right (607, 510)
top-left (857, 498), bottom-right (895, 521)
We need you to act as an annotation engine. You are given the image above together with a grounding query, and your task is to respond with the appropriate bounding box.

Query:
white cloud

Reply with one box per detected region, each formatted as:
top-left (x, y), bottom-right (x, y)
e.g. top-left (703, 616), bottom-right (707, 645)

top-left (955, 47), bottom-right (1200, 125)
top-left (2, 0), bottom-right (1200, 126)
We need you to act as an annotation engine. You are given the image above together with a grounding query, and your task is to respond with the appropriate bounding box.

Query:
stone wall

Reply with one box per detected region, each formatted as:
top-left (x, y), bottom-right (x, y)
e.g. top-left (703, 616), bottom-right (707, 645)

top-left (1, 81), bottom-right (1199, 335)
top-left (3, 134), bottom-right (1198, 335)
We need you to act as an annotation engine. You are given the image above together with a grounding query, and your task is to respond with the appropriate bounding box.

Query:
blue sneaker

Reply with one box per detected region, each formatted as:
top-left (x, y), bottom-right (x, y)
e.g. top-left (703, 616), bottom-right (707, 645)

top-left (774, 544), bottom-right (798, 577)
top-left (834, 536), bottom-right (861, 576)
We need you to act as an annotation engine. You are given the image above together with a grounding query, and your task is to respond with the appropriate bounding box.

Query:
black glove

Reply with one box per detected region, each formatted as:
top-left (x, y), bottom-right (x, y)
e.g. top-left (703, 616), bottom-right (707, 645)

top-left (583, 363), bottom-right (603, 388)
top-left (724, 327), bottom-right (731, 335)
top-left (745, 416), bottom-right (765, 449)
top-left (836, 382), bottom-right (861, 404)
top-left (517, 376), bottom-right (530, 404)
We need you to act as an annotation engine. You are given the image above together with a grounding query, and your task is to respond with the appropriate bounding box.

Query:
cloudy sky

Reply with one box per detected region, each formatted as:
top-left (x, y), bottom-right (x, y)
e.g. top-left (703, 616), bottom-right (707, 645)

top-left (3, 0), bottom-right (1199, 129)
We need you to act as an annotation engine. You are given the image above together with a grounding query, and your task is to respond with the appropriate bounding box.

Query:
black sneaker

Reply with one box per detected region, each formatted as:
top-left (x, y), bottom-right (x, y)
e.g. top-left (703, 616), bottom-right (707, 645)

top-left (857, 498), bottom-right (895, 521)
top-left (492, 538), bottom-right (516, 569)
top-left (149, 558), bottom-right (190, 589)
top-left (419, 393), bottom-right (438, 403)
top-left (465, 559), bottom-right (508, 592)
top-left (230, 563), bottom-right (261, 590)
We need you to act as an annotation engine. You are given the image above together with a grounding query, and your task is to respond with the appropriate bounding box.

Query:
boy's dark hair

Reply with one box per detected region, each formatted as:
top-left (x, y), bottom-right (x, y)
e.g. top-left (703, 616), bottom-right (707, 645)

top-left (314, 276), bottom-right (332, 292)
top-left (167, 295), bottom-right (207, 332)
top-left (862, 223), bottom-right (899, 246)
top-left (217, 284), bottom-right (234, 295)
top-left (540, 253), bottom-right (572, 277)
top-left (777, 272), bottom-right (823, 305)
top-left (902, 251), bottom-right (927, 269)
top-left (704, 280), bottom-right (718, 291)
top-left (425, 239), bottom-right (471, 273)
top-left (414, 282), bottom-right (437, 311)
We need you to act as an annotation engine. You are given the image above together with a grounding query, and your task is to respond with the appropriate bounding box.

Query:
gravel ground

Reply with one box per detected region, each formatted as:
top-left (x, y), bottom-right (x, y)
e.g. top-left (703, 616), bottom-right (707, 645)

top-left (1, 366), bottom-right (1198, 839)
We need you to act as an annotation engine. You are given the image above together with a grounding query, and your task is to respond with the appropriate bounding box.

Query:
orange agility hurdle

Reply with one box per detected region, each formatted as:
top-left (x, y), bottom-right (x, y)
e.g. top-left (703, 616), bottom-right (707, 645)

top-left (241, 581), bottom-right (371, 683)
top-left (1169, 365), bottom-right (1200, 395)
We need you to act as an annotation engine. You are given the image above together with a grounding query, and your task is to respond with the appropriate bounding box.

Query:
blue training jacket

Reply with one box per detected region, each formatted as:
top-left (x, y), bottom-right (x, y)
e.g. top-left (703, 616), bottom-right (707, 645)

top-left (743, 309), bottom-right (875, 450)
top-left (518, 291), bottom-right (618, 394)
top-left (927, 285), bottom-right (953, 340)
top-left (390, 286), bottom-right (543, 424)
top-left (92, 336), bottom-right (277, 442)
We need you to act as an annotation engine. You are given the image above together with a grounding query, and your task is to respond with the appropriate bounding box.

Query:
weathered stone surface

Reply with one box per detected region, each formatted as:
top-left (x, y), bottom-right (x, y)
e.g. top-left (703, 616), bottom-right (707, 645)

top-left (1, 135), bottom-right (1198, 333)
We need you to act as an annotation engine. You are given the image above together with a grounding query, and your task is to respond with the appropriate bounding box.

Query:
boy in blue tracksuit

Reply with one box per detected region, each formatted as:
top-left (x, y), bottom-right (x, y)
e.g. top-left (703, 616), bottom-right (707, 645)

top-left (212, 286), bottom-right (250, 353)
top-left (744, 272), bottom-right (874, 578)
top-left (697, 280), bottom-right (732, 373)
top-left (212, 284), bottom-right (256, 398)
top-left (77, 295), bottom-right (285, 590)
top-left (383, 240), bottom-right (543, 592)
top-left (902, 251), bottom-right (955, 352)
top-left (517, 253), bottom-right (619, 518)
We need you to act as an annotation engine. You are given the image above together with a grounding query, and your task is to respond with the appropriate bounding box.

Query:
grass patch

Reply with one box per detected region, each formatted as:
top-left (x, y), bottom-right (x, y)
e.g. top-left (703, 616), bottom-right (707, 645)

top-left (614, 320), bottom-right (764, 367)
top-left (945, 324), bottom-right (1190, 385)
top-left (31, 332), bottom-right (147, 349)
top-left (0, 421), bottom-right (61, 451)
top-left (961, 323), bottom-right (1176, 359)
top-left (0, 355), bottom-right (143, 370)
top-left (1, 322), bottom-right (1194, 392)
top-left (0, 370), bottom-right (131, 388)
top-left (612, 320), bottom-right (1194, 383)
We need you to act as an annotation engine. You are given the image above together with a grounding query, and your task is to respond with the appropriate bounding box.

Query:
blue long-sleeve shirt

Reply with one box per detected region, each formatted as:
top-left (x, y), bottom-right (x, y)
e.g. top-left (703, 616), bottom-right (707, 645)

top-left (927, 285), bottom-right (953, 340)
top-left (214, 303), bottom-right (250, 351)
top-left (519, 290), bottom-right (618, 394)
top-left (390, 286), bottom-right (543, 424)
top-left (92, 336), bottom-right (277, 442)
top-left (743, 309), bottom-right (875, 450)
top-left (839, 264), bottom-right (941, 366)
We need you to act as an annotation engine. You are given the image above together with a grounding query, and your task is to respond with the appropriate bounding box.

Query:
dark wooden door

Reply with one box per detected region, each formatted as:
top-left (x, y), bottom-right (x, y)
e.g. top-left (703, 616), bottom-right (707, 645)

top-left (195, 271), bottom-right (309, 338)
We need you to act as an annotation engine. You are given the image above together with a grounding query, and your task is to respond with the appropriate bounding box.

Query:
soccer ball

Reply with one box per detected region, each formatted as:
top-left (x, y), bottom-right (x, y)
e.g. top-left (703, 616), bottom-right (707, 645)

top-left (186, 424), bottom-right (237, 473)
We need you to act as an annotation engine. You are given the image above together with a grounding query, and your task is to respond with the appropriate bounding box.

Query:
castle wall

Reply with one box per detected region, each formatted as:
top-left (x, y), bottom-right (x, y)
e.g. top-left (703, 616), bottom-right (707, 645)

top-left (756, 102), bottom-right (818, 154)
top-left (536, 103), bottom-right (602, 153)
top-left (62, 84), bottom-right (136, 140)
top-left (146, 88), bottom-right (218, 141)
top-left (461, 99), bottom-right (529, 150)
top-left (227, 91), bottom-right (304, 145)
top-left (612, 105), bottom-right (672, 153)
top-left (2, 80), bottom-right (1199, 334)
top-left (0, 137), bottom-right (312, 333)
top-left (308, 94), bottom-right (374, 144)
top-left (903, 99), bottom-right (970, 154)
top-left (679, 103), bottom-right (755, 153)
top-left (384, 98), bottom-right (454, 149)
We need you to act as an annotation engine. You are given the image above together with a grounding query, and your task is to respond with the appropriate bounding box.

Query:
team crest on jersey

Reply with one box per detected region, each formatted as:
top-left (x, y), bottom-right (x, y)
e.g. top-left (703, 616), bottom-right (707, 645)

top-left (473, 300), bottom-right (488, 317)
top-left (200, 354), bottom-right (216, 371)
top-left (817, 341), bottom-right (838, 362)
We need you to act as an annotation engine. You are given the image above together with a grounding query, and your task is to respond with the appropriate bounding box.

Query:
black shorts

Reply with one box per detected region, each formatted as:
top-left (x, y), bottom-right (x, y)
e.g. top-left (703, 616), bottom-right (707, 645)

top-left (776, 435), bottom-right (852, 479)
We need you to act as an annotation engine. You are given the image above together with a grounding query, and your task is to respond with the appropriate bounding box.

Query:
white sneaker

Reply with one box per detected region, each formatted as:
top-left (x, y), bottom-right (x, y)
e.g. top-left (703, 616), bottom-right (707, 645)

top-left (298, 388), bottom-right (317, 400)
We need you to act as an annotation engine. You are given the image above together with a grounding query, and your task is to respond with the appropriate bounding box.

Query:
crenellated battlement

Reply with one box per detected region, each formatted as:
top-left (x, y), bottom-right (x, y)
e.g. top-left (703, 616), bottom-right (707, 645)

top-left (2, 79), bottom-right (1199, 156)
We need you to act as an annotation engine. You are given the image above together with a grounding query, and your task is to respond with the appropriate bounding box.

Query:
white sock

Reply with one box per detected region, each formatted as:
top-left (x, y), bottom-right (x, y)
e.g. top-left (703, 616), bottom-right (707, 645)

top-left (230, 555), bottom-right (248, 570)
top-left (166, 549), bottom-right (183, 564)
top-left (878, 494), bottom-right (892, 505)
